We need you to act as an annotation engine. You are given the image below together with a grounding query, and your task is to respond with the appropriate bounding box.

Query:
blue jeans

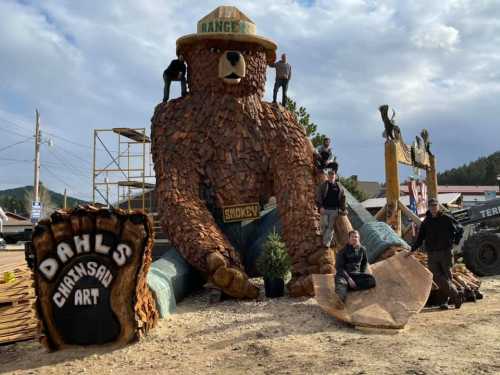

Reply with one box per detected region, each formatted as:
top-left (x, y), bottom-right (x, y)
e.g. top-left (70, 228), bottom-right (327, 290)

top-left (273, 78), bottom-right (289, 106)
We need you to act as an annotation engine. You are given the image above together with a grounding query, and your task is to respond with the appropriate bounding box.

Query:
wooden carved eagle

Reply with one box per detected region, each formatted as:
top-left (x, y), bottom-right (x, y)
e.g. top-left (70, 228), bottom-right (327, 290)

top-left (420, 128), bottom-right (432, 155)
top-left (379, 104), bottom-right (401, 141)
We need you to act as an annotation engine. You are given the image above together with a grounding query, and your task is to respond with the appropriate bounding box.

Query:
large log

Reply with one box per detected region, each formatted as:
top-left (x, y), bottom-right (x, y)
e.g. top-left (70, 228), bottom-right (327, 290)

top-left (313, 252), bottom-right (432, 329)
top-left (32, 206), bottom-right (158, 350)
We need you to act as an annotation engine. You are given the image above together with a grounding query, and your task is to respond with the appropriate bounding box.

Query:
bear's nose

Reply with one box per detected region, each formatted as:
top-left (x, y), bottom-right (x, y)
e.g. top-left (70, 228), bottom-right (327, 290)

top-left (226, 51), bottom-right (240, 66)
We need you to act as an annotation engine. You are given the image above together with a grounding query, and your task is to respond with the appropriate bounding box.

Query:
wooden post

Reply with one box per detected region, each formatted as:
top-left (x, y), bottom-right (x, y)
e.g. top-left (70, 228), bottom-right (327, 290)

top-left (385, 141), bottom-right (401, 235)
top-left (426, 154), bottom-right (438, 200)
top-left (374, 205), bottom-right (386, 221)
top-left (398, 200), bottom-right (422, 225)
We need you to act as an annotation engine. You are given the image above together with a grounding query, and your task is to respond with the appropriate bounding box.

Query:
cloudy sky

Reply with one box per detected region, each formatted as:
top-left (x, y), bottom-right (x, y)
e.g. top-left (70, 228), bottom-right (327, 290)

top-left (0, 0), bottom-right (499, 202)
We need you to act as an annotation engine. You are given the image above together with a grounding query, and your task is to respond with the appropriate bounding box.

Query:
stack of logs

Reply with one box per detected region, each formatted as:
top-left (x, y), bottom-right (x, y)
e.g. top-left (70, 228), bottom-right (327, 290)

top-left (412, 251), bottom-right (481, 300)
top-left (0, 252), bottom-right (38, 345)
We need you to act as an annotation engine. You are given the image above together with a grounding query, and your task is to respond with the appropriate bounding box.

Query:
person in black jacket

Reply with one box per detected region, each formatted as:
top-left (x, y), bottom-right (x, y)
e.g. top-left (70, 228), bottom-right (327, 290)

top-left (409, 198), bottom-right (463, 309)
top-left (163, 55), bottom-right (187, 102)
top-left (316, 169), bottom-right (347, 247)
top-left (334, 230), bottom-right (376, 308)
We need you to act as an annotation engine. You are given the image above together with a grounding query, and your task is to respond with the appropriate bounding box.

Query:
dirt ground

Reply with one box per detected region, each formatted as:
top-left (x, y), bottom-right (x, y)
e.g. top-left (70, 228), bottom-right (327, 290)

top-left (1, 276), bottom-right (500, 375)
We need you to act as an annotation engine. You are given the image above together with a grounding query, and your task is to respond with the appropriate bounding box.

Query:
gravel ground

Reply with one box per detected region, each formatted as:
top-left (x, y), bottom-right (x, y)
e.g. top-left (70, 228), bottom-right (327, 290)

top-left (1, 276), bottom-right (500, 375)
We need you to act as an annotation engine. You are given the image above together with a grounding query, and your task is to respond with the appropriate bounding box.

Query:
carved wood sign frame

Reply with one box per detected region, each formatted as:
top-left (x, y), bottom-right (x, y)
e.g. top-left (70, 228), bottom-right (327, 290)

top-left (32, 207), bottom-right (158, 350)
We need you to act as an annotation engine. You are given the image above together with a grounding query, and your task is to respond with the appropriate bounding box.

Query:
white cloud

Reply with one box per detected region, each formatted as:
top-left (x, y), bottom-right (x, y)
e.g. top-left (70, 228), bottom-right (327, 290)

top-left (0, 0), bottom-right (499, 200)
top-left (411, 23), bottom-right (460, 50)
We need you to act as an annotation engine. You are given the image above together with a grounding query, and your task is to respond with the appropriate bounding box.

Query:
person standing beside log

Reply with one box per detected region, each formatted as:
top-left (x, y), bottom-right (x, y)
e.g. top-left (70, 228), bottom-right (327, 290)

top-left (334, 230), bottom-right (376, 308)
top-left (408, 198), bottom-right (463, 310)
top-left (316, 169), bottom-right (347, 248)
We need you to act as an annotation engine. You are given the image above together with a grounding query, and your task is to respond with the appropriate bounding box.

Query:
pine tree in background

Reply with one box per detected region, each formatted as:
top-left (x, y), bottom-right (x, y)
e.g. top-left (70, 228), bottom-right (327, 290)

top-left (485, 160), bottom-right (497, 185)
top-left (286, 99), bottom-right (326, 147)
top-left (339, 176), bottom-right (369, 202)
top-left (438, 151), bottom-right (500, 185)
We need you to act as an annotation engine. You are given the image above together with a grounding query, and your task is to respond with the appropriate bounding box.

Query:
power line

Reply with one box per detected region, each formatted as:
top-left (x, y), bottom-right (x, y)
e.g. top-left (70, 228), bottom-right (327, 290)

top-left (0, 122), bottom-right (33, 138)
top-left (50, 142), bottom-right (92, 168)
top-left (41, 164), bottom-right (91, 200)
top-left (0, 136), bottom-right (33, 154)
top-left (44, 131), bottom-right (95, 150)
top-left (0, 114), bottom-right (33, 133)
top-left (46, 146), bottom-right (90, 177)
top-left (0, 113), bottom-right (98, 151)
top-left (0, 157), bottom-right (84, 171)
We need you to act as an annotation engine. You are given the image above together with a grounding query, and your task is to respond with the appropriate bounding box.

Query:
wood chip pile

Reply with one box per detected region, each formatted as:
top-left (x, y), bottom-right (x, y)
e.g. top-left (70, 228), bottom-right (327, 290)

top-left (0, 252), bottom-right (38, 345)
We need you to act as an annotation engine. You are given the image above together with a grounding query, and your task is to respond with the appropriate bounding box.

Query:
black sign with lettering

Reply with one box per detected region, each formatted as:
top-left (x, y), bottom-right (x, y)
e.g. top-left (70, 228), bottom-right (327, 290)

top-left (52, 255), bottom-right (119, 345)
top-left (33, 208), bottom-right (158, 350)
top-left (37, 230), bottom-right (134, 345)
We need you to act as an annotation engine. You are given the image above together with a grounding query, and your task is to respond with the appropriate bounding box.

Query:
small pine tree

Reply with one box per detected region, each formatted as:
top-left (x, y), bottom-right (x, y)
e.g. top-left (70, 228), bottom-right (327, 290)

top-left (256, 230), bottom-right (291, 279)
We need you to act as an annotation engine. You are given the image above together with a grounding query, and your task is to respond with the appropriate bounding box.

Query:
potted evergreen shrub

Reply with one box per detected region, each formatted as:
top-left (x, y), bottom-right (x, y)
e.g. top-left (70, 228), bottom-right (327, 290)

top-left (256, 230), bottom-right (291, 298)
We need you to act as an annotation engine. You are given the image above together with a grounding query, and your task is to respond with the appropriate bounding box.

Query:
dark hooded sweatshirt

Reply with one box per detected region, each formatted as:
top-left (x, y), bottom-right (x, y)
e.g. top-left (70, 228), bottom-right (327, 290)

top-left (412, 210), bottom-right (458, 252)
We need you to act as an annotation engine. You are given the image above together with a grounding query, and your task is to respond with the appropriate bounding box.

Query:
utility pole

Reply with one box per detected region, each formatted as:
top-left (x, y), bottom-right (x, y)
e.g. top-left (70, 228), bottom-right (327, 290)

top-left (64, 188), bottom-right (67, 209)
top-left (33, 109), bottom-right (41, 203)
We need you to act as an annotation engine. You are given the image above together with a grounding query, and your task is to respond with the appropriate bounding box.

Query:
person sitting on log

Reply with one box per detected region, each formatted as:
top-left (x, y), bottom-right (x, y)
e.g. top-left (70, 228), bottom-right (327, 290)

top-left (334, 230), bottom-right (376, 308)
top-left (163, 54), bottom-right (187, 102)
top-left (314, 137), bottom-right (338, 172)
top-left (316, 169), bottom-right (347, 248)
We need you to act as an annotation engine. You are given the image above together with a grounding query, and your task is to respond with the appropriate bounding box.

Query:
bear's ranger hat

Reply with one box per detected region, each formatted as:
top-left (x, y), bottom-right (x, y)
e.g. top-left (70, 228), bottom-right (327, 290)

top-left (176, 6), bottom-right (277, 63)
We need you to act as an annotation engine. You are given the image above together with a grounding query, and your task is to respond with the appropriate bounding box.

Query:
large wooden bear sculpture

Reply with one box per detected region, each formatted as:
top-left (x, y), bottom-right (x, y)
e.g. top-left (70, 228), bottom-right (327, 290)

top-left (151, 6), bottom-right (338, 298)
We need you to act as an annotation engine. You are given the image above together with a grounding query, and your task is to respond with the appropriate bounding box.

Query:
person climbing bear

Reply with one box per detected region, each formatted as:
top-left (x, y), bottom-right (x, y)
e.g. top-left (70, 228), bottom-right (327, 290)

top-left (163, 54), bottom-right (187, 102)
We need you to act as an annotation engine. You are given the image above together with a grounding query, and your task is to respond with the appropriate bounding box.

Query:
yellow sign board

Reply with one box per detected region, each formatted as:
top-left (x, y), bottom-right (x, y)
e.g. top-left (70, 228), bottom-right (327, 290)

top-left (222, 203), bottom-right (260, 223)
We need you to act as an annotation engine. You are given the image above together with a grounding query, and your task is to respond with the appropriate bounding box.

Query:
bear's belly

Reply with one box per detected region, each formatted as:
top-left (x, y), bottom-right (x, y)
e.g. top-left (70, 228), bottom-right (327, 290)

top-left (207, 159), bottom-right (271, 208)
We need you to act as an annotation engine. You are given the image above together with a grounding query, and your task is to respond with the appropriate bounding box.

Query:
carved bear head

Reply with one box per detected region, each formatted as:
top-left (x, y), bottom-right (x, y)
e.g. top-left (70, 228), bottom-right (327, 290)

top-left (175, 6), bottom-right (277, 99)
top-left (179, 40), bottom-right (269, 98)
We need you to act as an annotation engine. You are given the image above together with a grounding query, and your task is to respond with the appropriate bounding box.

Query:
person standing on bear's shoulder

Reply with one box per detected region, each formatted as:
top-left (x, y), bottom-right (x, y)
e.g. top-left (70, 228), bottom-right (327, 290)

top-left (270, 53), bottom-right (291, 106)
top-left (408, 197), bottom-right (464, 310)
top-left (314, 137), bottom-right (338, 172)
top-left (163, 54), bottom-right (187, 102)
top-left (334, 230), bottom-right (376, 309)
top-left (316, 169), bottom-right (347, 248)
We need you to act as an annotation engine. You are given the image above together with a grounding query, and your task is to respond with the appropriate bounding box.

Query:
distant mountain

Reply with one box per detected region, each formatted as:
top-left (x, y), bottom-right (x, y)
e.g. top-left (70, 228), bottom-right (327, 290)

top-left (0, 185), bottom-right (88, 216)
top-left (438, 151), bottom-right (500, 185)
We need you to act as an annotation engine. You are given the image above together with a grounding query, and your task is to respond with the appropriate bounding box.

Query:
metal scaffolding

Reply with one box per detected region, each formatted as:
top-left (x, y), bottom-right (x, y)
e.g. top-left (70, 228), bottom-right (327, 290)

top-left (92, 128), bottom-right (155, 212)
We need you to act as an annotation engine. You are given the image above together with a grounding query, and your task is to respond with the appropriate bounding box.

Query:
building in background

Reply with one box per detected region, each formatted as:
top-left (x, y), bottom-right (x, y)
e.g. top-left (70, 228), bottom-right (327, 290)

top-left (400, 185), bottom-right (499, 207)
